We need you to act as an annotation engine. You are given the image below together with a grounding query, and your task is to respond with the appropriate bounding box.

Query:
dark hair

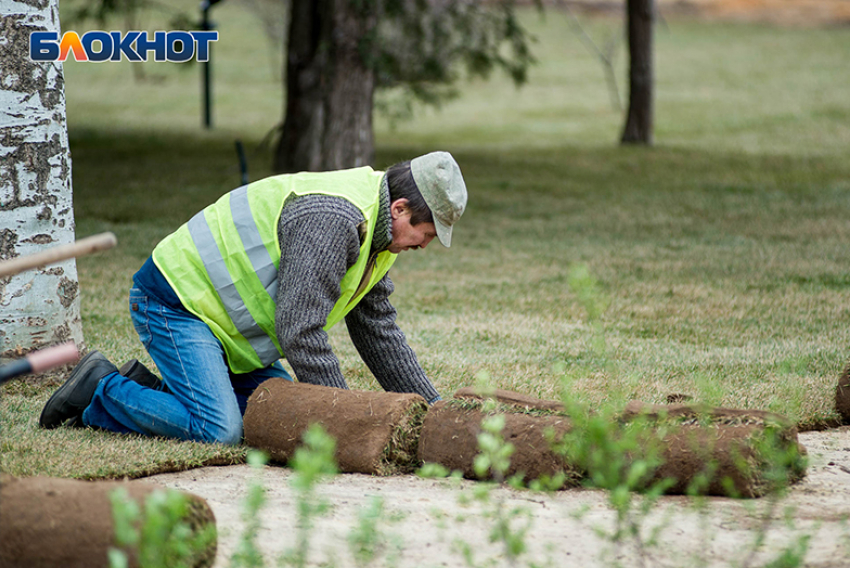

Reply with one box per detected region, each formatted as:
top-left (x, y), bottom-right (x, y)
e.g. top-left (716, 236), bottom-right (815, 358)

top-left (386, 161), bottom-right (433, 226)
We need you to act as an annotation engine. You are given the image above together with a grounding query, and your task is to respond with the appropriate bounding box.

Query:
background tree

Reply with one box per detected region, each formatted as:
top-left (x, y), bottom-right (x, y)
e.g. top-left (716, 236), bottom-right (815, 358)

top-left (0, 0), bottom-right (84, 357)
top-left (274, 0), bottom-right (536, 173)
top-left (274, 0), bottom-right (377, 173)
top-left (620, 0), bottom-right (654, 144)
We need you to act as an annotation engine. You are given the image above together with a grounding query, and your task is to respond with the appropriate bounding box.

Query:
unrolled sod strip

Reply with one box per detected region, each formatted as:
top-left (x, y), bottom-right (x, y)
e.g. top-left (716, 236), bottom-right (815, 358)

top-left (243, 379), bottom-right (429, 475)
top-left (0, 475), bottom-right (216, 568)
top-left (453, 386), bottom-right (566, 412)
top-left (620, 400), bottom-right (797, 427)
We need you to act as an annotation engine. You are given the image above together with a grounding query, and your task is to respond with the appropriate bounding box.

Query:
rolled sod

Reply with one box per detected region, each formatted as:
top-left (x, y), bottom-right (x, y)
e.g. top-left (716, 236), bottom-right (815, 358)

top-left (621, 402), bottom-right (807, 498)
top-left (836, 363), bottom-right (850, 423)
top-left (0, 475), bottom-right (216, 568)
top-left (243, 379), bottom-right (429, 475)
top-left (417, 399), bottom-right (581, 488)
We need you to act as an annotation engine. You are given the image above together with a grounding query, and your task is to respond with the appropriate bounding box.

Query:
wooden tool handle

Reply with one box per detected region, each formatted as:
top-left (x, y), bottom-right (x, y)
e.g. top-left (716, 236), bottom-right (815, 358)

top-left (0, 341), bottom-right (80, 384)
top-left (0, 232), bottom-right (117, 278)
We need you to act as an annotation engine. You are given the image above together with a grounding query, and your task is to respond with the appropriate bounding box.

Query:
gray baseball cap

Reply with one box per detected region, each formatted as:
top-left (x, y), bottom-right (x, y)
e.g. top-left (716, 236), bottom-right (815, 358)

top-left (410, 151), bottom-right (467, 247)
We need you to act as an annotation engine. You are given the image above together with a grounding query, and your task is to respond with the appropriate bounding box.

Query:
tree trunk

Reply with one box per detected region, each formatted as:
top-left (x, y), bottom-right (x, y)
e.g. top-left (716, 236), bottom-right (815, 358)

top-left (0, 0), bottom-right (84, 358)
top-left (273, 0), bottom-right (377, 173)
top-left (620, 0), bottom-right (654, 145)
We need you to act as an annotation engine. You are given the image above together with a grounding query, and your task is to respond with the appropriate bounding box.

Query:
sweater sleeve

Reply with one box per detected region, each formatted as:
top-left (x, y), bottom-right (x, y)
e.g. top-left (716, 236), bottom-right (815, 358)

top-left (274, 195), bottom-right (363, 388)
top-left (344, 274), bottom-right (441, 404)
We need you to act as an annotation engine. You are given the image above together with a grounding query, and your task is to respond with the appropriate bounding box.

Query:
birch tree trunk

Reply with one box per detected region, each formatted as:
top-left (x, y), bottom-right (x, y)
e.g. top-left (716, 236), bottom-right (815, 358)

top-left (0, 0), bottom-right (84, 357)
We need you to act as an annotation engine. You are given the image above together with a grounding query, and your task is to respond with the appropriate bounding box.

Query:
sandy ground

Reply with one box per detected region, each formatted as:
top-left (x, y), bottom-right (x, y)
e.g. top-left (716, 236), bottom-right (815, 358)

top-left (142, 428), bottom-right (850, 568)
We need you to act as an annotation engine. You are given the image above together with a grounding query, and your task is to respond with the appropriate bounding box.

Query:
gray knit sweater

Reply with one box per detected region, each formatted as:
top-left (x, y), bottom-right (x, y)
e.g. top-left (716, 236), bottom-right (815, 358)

top-left (274, 180), bottom-right (440, 404)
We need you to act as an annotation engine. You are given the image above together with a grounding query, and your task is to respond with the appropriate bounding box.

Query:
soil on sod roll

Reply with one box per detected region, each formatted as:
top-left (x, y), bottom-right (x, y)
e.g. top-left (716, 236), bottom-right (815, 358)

top-left (836, 363), bottom-right (850, 422)
top-left (243, 379), bottom-right (429, 475)
top-left (621, 402), bottom-right (807, 498)
top-left (0, 475), bottom-right (216, 568)
top-left (417, 399), bottom-right (581, 487)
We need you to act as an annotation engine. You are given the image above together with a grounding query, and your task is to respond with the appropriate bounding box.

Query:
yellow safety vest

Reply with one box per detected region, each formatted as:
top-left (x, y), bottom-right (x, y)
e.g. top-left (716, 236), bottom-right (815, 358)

top-left (152, 167), bottom-right (397, 373)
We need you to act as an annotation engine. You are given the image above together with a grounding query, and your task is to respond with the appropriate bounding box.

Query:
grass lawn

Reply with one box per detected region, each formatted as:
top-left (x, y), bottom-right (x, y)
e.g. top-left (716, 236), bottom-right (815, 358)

top-left (2, 4), bottom-right (849, 479)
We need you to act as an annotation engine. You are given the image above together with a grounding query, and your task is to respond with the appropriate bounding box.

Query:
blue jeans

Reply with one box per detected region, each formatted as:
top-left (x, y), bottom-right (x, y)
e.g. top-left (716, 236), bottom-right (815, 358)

top-left (82, 287), bottom-right (292, 444)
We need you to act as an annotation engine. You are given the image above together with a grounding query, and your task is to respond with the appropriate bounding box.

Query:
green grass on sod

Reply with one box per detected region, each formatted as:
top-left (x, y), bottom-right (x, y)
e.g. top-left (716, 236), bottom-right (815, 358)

top-left (2, 5), bottom-right (849, 479)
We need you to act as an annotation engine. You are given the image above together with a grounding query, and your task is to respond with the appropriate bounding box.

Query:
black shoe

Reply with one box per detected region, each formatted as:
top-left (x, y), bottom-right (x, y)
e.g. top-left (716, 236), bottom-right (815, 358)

top-left (118, 359), bottom-right (161, 389)
top-left (39, 350), bottom-right (118, 429)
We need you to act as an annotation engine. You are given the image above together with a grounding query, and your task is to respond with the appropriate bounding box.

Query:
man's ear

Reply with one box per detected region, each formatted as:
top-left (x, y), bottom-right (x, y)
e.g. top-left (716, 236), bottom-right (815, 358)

top-left (390, 198), bottom-right (410, 219)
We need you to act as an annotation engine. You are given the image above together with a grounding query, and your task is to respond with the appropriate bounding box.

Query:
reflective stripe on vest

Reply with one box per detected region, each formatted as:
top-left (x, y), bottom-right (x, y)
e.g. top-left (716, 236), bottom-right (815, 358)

top-left (230, 185), bottom-right (279, 298)
top-left (186, 186), bottom-right (279, 364)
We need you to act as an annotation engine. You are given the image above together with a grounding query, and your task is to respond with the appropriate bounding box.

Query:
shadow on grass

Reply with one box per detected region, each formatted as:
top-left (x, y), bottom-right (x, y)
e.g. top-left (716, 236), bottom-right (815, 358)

top-left (72, 126), bottom-right (850, 230)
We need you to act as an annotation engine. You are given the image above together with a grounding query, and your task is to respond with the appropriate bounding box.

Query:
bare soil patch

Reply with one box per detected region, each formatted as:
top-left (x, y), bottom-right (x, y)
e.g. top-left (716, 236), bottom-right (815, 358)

top-left (679, 0), bottom-right (850, 26)
top-left (567, 0), bottom-right (850, 26)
